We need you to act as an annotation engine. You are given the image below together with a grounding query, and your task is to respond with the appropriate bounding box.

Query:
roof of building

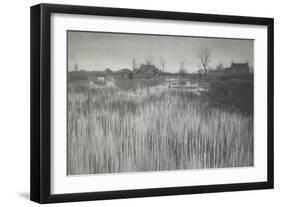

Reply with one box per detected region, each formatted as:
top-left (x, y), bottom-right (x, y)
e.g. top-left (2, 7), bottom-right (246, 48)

top-left (116, 68), bottom-right (133, 74)
top-left (104, 68), bottom-right (113, 74)
top-left (231, 62), bottom-right (249, 70)
top-left (135, 64), bottom-right (160, 74)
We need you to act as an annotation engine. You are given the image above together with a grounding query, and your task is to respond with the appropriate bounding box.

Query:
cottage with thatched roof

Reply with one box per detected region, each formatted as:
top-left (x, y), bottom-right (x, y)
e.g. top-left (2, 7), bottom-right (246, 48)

top-left (134, 63), bottom-right (161, 78)
top-left (104, 68), bottom-right (113, 75)
top-left (115, 68), bottom-right (133, 79)
top-left (104, 68), bottom-right (113, 80)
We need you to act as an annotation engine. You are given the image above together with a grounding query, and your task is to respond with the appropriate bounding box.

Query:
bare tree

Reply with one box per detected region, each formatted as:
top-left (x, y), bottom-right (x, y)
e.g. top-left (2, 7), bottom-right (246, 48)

top-left (132, 58), bottom-right (137, 72)
top-left (160, 57), bottom-right (166, 86)
top-left (160, 56), bottom-right (166, 73)
top-left (197, 64), bottom-right (204, 80)
top-left (145, 56), bottom-right (153, 65)
top-left (198, 47), bottom-right (212, 77)
top-left (216, 62), bottom-right (223, 71)
top-left (178, 60), bottom-right (187, 75)
top-left (75, 63), bottom-right (79, 72)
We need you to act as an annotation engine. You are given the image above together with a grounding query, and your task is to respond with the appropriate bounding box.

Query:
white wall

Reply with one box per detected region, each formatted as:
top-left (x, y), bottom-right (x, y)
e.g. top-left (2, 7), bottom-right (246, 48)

top-left (0, 0), bottom-right (279, 206)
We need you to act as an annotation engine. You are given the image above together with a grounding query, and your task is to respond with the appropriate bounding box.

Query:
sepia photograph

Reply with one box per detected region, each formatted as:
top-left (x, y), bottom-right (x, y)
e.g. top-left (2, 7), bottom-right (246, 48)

top-left (67, 31), bottom-right (254, 176)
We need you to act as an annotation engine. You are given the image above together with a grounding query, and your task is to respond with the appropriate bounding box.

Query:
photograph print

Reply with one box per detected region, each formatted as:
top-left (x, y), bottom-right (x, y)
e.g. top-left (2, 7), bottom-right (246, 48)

top-left (67, 31), bottom-right (254, 176)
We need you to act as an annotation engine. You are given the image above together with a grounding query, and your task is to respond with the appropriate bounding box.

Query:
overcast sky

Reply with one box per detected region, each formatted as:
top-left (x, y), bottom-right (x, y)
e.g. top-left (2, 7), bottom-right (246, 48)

top-left (68, 31), bottom-right (253, 73)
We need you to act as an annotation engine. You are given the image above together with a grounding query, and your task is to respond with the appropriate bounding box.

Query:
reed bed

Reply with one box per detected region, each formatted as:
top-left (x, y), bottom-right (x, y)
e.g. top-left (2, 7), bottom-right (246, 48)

top-left (67, 84), bottom-right (253, 175)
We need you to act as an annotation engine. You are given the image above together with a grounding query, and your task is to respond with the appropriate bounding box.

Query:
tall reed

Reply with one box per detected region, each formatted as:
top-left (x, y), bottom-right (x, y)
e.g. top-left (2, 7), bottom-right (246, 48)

top-left (67, 84), bottom-right (253, 175)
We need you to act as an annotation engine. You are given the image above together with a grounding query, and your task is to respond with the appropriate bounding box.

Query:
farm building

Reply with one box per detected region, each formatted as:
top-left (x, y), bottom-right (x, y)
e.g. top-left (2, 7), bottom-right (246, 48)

top-left (134, 63), bottom-right (161, 78)
top-left (115, 68), bottom-right (134, 79)
top-left (224, 61), bottom-right (250, 73)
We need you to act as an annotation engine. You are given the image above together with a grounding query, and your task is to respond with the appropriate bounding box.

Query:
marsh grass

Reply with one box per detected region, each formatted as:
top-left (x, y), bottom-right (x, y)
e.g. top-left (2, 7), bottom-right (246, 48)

top-left (67, 80), bottom-right (253, 175)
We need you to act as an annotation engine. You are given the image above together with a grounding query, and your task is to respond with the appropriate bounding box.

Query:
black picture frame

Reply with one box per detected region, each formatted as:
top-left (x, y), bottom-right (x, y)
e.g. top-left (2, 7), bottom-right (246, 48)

top-left (30, 3), bottom-right (274, 204)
